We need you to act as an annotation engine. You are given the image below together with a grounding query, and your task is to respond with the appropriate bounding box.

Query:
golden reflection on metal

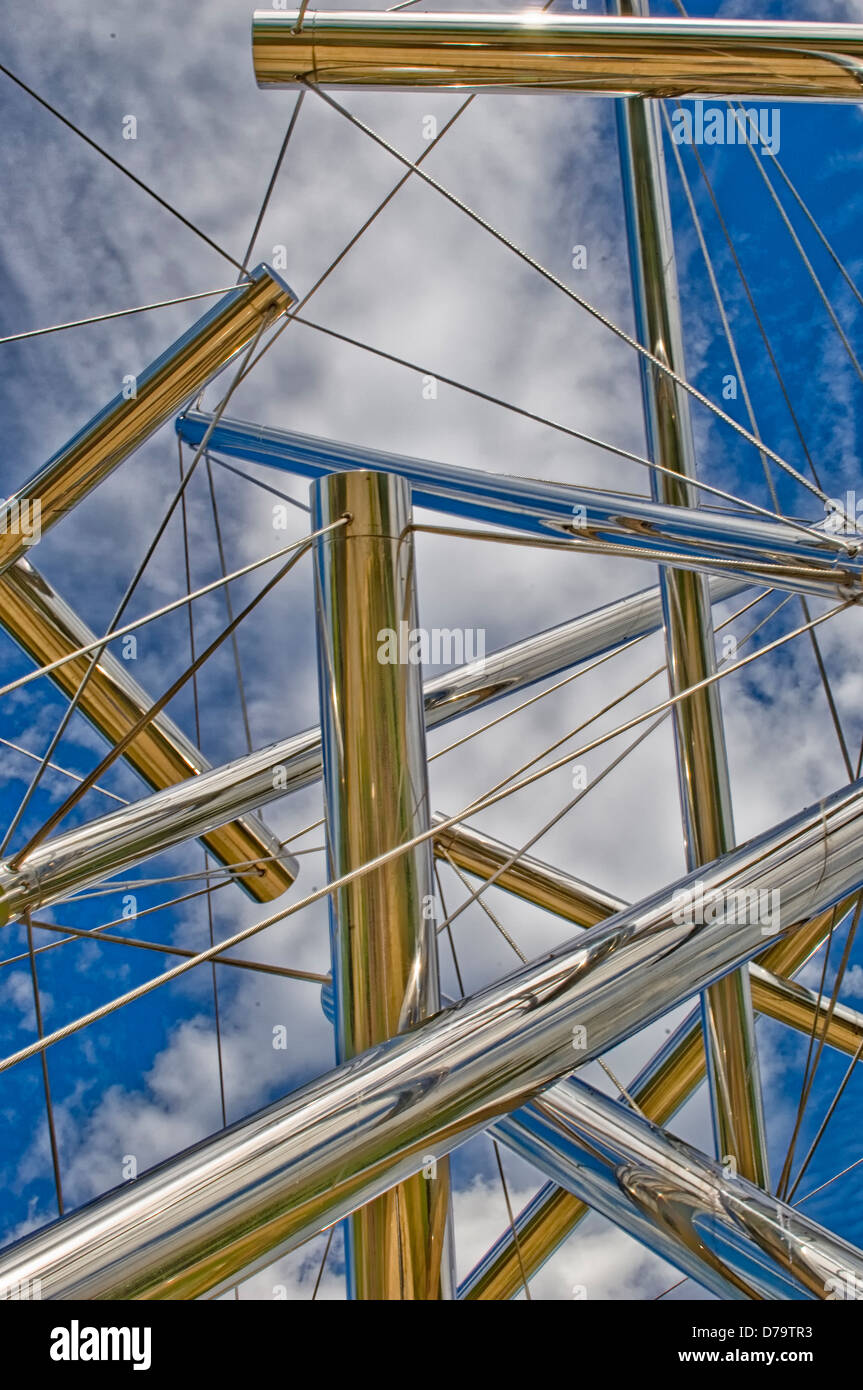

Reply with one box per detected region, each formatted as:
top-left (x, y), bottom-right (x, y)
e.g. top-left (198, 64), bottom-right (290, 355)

top-left (0, 559), bottom-right (294, 901)
top-left (0, 265), bottom-right (293, 576)
top-left (312, 470), bottom-right (452, 1299)
top-left (432, 815), bottom-right (621, 928)
top-left (252, 12), bottom-right (863, 100)
top-left (466, 897), bottom-right (856, 1299)
top-left (614, 3), bottom-right (767, 1187)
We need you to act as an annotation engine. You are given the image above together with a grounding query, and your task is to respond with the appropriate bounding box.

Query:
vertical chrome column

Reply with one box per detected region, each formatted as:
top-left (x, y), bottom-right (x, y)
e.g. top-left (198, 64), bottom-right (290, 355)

top-left (311, 470), bottom-right (453, 1300)
top-left (613, 0), bottom-right (768, 1184)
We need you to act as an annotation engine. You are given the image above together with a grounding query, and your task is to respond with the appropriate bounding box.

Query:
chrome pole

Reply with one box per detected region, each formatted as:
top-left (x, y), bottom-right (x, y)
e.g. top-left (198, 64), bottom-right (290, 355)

top-left (0, 575), bottom-right (743, 925)
top-left (177, 411), bottom-right (861, 602)
top-left (614, 0), bottom-right (766, 1184)
top-left (3, 773), bottom-right (863, 1299)
top-left (0, 265), bottom-right (294, 576)
top-left (485, 1078), bottom-right (863, 1300)
top-left (461, 897), bottom-right (852, 1300)
top-left (312, 471), bottom-right (453, 1299)
top-left (0, 558), bottom-right (294, 901)
top-left (251, 11), bottom-right (863, 100)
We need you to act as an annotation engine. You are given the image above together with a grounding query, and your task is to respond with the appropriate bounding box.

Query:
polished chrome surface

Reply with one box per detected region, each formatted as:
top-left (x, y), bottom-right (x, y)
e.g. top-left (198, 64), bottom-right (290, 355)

top-left (0, 558), bottom-right (294, 901)
top-left (3, 774), bottom-right (863, 1298)
top-left (434, 818), bottom-right (863, 1051)
top-left (0, 575), bottom-right (743, 925)
top-left (178, 411), bottom-right (862, 602)
top-left (463, 897), bottom-right (853, 1299)
top-left (432, 814), bottom-right (623, 928)
top-left (487, 1079), bottom-right (863, 1300)
top-left (615, 17), bottom-right (766, 1184)
top-left (312, 471), bottom-right (452, 1299)
top-left (252, 11), bottom-right (863, 100)
top-left (750, 963), bottom-right (863, 1057)
top-left (0, 266), bottom-right (294, 576)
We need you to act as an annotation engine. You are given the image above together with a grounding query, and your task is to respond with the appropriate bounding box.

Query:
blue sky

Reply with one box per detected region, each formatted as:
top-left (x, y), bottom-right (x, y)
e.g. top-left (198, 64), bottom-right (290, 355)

top-left (0, 0), bottom-right (862, 1298)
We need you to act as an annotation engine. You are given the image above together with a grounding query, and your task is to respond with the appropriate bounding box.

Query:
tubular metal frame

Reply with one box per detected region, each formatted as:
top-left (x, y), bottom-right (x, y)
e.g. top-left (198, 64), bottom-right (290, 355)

top-left (461, 895), bottom-right (856, 1299)
top-left (251, 11), bottom-right (863, 100)
top-left (0, 574), bottom-right (744, 926)
top-left (177, 411), bottom-right (861, 602)
top-left (0, 265), bottom-right (294, 577)
top-left (2, 10), bottom-right (862, 1306)
top-left (3, 773), bottom-right (863, 1297)
top-left (0, 558), bottom-right (295, 901)
top-left (312, 471), bottom-right (453, 1299)
top-left (613, 1), bottom-right (766, 1184)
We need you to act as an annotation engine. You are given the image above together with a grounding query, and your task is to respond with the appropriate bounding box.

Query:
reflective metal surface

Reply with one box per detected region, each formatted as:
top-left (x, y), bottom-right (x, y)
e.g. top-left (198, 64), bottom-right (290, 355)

top-left (488, 1079), bottom-right (863, 1300)
top-left (432, 814), bottom-right (623, 928)
top-left (312, 471), bottom-right (452, 1299)
top-left (0, 558), bottom-right (294, 901)
top-left (4, 773), bottom-right (863, 1298)
top-left (463, 896), bottom-right (855, 1299)
top-left (251, 11), bottom-right (863, 100)
top-left (434, 820), bottom-right (863, 1052)
top-left (614, 17), bottom-right (766, 1185)
top-left (178, 411), bottom-right (862, 602)
top-left (0, 575), bottom-right (743, 925)
top-left (0, 266), bottom-right (293, 576)
top-left (750, 963), bottom-right (863, 1057)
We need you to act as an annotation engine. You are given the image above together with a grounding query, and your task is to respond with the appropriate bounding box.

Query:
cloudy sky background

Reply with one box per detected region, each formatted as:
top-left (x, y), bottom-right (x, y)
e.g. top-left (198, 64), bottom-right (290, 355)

top-left (0, 0), bottom-right (862, 1299)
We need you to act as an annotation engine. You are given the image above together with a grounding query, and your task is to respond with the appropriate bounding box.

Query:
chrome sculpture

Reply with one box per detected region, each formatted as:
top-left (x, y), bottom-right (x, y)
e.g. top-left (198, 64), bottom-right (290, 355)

top-left (1, 9), bottom-right (862, 1304)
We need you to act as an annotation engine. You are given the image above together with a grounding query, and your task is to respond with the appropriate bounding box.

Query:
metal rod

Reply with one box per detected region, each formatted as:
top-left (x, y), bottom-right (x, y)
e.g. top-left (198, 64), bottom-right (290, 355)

top-left (0, 575), bottom-right (742, 925)
top-left (251, 11), bottom-right (863, 100)
top-left (312, 470), bottom-right (453, 1299)
top-left (434, 818), bottom-right (863, 1052)
top-left (4, 774), bottom-right (863, 1298)
top-left (177, 412), bottom-right (860, 602)
top-left (0, 266), bottom-right (294, 577)
top-left (614, 4), bottom-right (767, 1184)
top-left (0, 558), bottom-right (295, 901)
top-left (461, 897), bottom-right (854, 1299)
top-left (487, 1077), bottom-right (862, 1300)
top-left (432, 815), bottom-right (622, 928)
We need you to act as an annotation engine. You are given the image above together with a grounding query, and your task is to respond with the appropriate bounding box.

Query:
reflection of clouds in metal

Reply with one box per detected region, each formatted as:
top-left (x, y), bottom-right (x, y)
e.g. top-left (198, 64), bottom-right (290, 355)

top-left (4, 768), bottom-right (863, 1296)
top-left (490, 1082), bottom-right (860, 1300)
top-left (252, 13), bottom-right (863, 102)
top-left (179, 411), bottom-right (863, 601)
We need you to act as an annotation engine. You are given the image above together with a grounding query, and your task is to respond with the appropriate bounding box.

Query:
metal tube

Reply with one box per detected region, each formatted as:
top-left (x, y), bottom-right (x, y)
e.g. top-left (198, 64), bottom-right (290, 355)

top-left (177, 411), bottom-right (861, 602)
top-left (487, 1079), bottom-right (863, 1300)
top-left (0, 265), bottom-right (294, 576)
top-left (461, 898), bottom-right (853, 1299)
top-left (0, 558), bottom-right (295, 901)
top-left (614, 4), bottom-right (766, 1184)
top-left (438, 818), bottom-right (860, 1295)
top-left (251, 11), bottom-right (863, 100)
top-left (3, 774), bottom-right (863, 1299)
top-left (0, 574), bottom-right (743, 925)
top-left (432, 814), bottom-right (623, 928)
top-left (749, 963), bottom-right (863, 1057)
top-left (434, 821), bottom-right (863, 1052)
top-left (312, 471), bottom-right (452, 1299)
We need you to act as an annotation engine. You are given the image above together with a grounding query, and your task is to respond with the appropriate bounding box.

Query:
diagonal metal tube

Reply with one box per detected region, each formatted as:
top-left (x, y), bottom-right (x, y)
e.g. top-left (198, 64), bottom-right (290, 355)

top-left (0, 574), bottom-right (743, 925)
top-left (312, 471), bottom-right (453, 1299)
top-left (0, 558), bottom-right (295, 901)
top-left (461, 895), bottom-right (855, 1299)
top-left (251, 11), bottom-right (863, 101)
top-left (436, 817), bottom-right (861, 1295)
top-left (435, 818), bottom-right (863, 1054)
top-left (613, 3), bottom-right (766, 1184)
top-left (2, 774), bottom-right (863, 1298)
top-left (0, 265), bottom-right (294, 577)
top-left (176, 411), bottom-right (862, 602)
top-left (486, 1077), bottom-right (863, 1300)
